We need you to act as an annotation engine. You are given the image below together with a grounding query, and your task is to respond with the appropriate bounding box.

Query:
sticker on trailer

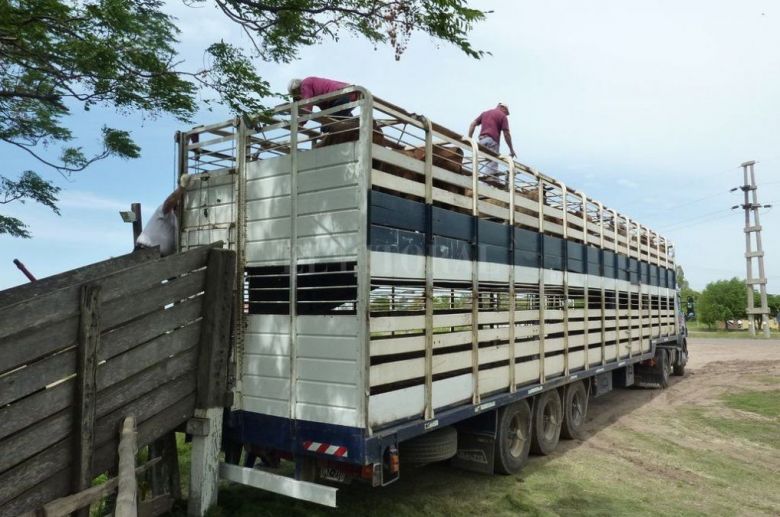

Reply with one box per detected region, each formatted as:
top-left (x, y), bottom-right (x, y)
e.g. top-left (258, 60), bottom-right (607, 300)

top-left (424, 419), bottom-right (439, 430)
top-left (476, 401), bottom-right (496, 413)
top-left (303, 441), bottom-right (348, 458)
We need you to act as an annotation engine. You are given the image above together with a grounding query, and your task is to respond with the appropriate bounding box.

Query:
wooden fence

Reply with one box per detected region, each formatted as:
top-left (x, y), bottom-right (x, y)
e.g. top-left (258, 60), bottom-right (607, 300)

top-left (0, 243), bottom-right (236, 516)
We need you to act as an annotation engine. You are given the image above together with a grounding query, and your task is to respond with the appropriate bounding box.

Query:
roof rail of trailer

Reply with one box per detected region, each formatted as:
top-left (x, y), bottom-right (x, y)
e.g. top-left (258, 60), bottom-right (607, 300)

top-left (174, 86), bottom-right (674, 268)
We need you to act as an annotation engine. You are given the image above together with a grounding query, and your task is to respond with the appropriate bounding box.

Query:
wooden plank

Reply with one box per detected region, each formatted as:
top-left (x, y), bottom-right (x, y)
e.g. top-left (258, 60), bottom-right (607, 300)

top-left (93, 374), bottom-right (196, 460)
top-left (0, 248), bottom-right (158, 309)
top-left (0, 409), bottom-right (71, 475)
top-left (73, 285), bottom-right (101, 513)
top-left (40, 458), bottom-right (161, 517)
top-left (0, 368), bottom-right (196, 494)
top-left (196, 248), bottom-right (237, 408)
top-left (0, 270), bottom-right (200, 378)
top-left (0, 314), bottom-right (200, 408)
top-left (0, 380), bottom-right (197, 509)
top-left (92, 393), bottom-right (197, 477)
top-left (97, 323), bottom-right (201, 393)
top-left (0, 316), bottom-right (77, 376)
top-left (148, 432), bottom-right (182, 501)
top-left (0, 243), bottom-right (217, 342)
top-left (0, 336), bottom-right (197, 443)
top-left (100, 268), bottom-right (206, 332)
top-left (116, 416), bottom-right (137, 517)
top-left (138, 494), bottom-right (174, 517)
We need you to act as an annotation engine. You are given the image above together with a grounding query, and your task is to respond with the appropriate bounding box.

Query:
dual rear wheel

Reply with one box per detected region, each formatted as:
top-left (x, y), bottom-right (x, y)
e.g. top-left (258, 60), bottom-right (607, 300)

top-left (494, 381), bottom-right (588, 474)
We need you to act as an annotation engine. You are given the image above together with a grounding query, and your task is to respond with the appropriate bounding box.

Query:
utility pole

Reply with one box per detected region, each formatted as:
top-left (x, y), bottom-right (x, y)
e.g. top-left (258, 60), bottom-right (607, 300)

top-left (738, 161), bottom-right (770, 337)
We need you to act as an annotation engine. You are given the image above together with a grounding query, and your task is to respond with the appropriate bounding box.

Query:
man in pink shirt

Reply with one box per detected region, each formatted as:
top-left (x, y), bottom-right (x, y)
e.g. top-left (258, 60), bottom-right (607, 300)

top-left (288, 76), bottom-right (356, 120)
top-left (468, 103), bottom-right (516, 174)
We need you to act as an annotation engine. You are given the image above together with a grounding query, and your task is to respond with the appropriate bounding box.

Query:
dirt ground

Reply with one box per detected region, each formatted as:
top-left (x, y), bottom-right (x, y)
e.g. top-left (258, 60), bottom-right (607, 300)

top-left (208, 338), bottom-right (780, 517)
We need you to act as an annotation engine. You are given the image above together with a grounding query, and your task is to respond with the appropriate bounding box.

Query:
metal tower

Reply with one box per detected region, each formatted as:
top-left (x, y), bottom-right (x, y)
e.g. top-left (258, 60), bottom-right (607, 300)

top-left (739, 161), bottom-right (770, 337)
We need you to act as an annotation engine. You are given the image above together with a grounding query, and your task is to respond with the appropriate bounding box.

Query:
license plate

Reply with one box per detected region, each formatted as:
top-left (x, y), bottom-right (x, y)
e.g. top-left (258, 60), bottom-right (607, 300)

top-left (320, 466), bottom-right (347, 483)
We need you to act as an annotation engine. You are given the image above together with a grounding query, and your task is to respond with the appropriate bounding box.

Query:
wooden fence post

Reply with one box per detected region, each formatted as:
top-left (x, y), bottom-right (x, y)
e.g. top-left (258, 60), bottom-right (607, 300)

top-left (116, 416), bottom-right (138, 517)
top-left (73, 284), bottom-right (101, 517)
top-left (188, 248), bottom-right (236, 517)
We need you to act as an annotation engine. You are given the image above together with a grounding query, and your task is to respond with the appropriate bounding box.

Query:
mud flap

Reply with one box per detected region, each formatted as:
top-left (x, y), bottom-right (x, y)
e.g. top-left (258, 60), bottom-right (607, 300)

top-left (450, 432), bottom-right (496, 474)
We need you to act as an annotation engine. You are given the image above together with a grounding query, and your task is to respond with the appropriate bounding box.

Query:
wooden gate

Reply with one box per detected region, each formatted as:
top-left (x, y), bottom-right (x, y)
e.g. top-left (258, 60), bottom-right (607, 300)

top-left (0, 243), bottom-right (235, 516)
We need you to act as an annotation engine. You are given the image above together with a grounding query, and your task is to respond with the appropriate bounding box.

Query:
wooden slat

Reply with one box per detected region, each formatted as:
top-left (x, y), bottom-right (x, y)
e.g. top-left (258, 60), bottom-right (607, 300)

top-left (0, 362), bottom-right (197, 482)
top-left (97, 322), bottom-right (201, 391)
top-left (0, 316), bottom-right (77, 376)
top-left (100, 268), bottom-right (206, 331)
top-left (0, 248), bottom-right (158, 310)
top-left (0, 392), bottom-right (196, 516)
top-left (0, 243), bottom-right (216, 342)
top-left (0, 304), bottom-right (201, 441)
top-left (73, 285), bottom-right (101, 509)
top-left (0, 278), bottom-right (204, 407)
top-left (196, 249), bottom-right (237, 408)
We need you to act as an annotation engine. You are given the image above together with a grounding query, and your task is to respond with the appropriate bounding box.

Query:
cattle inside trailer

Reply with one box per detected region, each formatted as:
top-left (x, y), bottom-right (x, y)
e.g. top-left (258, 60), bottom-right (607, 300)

top-left (176, 87), bottom-right (687, 506)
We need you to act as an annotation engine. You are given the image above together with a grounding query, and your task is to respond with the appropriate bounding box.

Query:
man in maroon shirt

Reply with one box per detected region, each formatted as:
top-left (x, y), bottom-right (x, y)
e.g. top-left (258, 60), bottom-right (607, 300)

top-left (468, 103), bottom-right (516, 174)
top-left (288, 76), bottom-right (356, 120)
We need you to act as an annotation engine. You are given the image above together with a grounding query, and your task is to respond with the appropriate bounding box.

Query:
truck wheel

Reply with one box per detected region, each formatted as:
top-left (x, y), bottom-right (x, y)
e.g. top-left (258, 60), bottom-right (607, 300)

top-left (400, 426), bottom-right (457, 465)
top-left (561, 381), bottom-right (588, 440)
top-left (672, 342), bottom-right (687, 377)
top-left (672, 359), bottom-right (685, 376)
top-left (494, 400), bottom-right (532, 475)
top-left (530, 390), bottom-right (562, 455)
top-left (656, 348), bottom-right (670, 388)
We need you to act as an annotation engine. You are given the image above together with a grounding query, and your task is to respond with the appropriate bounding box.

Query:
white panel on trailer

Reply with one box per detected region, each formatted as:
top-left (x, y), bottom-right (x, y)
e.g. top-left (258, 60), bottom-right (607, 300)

top-left (516, 359), bottom-right (540, 384)
top-left (544, 355), bottom-right (565, 376)
top-left (432, 373), bottom-right (473, 409)
top-left (587, 347), bottom-right (603, 366)
top-left (369, 385), bottom-right (424, 427)
top-left (479, 366), bottom-right (510, 394)
top-left (432, 257), bottom-right (471, 281)
top-left (295, 315), bottom-right (362, 428)
top-left (370, 251), bottom-right (425, 279)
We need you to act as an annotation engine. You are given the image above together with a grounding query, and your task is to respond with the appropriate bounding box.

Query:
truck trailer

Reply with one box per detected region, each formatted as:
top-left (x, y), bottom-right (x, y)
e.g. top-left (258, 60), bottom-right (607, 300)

top-left (176, 87), bottom-right (688, 506)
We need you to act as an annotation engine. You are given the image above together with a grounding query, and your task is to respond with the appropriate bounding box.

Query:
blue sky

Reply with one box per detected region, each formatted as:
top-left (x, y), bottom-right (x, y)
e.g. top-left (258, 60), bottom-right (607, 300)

top-left (2, 0), bottom-right (779, 291)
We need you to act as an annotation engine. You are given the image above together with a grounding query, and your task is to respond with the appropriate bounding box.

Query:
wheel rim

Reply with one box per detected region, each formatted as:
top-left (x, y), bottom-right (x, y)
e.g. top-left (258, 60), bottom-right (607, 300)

top-left (570, 391), bottom-right (584, 427)
top-left (507, 413), bottom-right (528, 458)
top-left (542, 401), bottom-right (559, 441)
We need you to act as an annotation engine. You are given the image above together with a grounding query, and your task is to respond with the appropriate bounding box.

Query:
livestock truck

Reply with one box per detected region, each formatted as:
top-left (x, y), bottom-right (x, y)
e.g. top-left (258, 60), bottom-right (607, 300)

top-left (176, 87), bottom-right (688, 506)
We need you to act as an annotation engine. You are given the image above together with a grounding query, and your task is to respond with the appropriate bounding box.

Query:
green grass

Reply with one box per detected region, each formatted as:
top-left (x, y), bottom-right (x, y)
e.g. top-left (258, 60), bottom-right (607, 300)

top-left (171, 391), bottom-right (780, 517)
top-left (723, 390), bottom-right (780, 419)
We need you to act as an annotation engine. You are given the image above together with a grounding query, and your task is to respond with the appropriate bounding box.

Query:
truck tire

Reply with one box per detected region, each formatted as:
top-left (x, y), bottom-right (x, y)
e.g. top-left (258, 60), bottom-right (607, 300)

top-left (400, 426), bottom-right (457, 465)
top-left (656, 348), bottom-right (670, 388)
top-left (530, 390), bottom-right (562, 455)
top-left (672, 341), bottom-right (687, 377)
top-left (561, 381), bottom-right (588, 440)
top-left (494, 400), bottom-right (532, 475)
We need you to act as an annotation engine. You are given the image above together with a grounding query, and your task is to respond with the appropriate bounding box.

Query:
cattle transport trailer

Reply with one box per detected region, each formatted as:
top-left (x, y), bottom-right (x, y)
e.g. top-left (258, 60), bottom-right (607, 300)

top-left (176, 87), bottom-right (687, 506)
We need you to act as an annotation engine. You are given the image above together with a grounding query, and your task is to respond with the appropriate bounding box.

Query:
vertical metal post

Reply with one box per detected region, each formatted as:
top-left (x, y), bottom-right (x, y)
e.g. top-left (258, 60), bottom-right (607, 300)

top-left (740, 161), bottom-right (771, 337)
top-left (355, 89), bottom-right (375, 432)
top-left (131, 203), bottom-right (142, 245)
top-left (538, 179), bottom-right (546, 383)
top-left (468, 137), bottom-right (481, 404)
top-left (422, 117), bottom-right (435, 419)
top-left (580, 193), bottom-right (589, 370)
top-left (558, 182), bottom-right (569, 376)
top-left (507, 159), bottom-right (516, 392)
top-left (288, 103), bottom-right (299, 420)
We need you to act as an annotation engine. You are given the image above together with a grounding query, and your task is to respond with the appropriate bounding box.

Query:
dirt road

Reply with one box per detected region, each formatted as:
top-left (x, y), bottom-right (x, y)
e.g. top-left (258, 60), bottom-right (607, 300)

top-left (212, 339), bottom-right (780, 517)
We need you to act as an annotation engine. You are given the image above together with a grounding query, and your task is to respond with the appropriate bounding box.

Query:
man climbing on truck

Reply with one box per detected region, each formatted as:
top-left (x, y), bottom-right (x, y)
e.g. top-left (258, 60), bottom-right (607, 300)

top-left (468, 102), bottom-right (517, 174)
top-left (288, 76), bottom-right (356, 120)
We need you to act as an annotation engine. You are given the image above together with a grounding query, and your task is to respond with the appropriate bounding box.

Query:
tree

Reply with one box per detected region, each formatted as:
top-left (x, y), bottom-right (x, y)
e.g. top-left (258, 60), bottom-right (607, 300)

top-left (676, 265), bottom-right (699, 319)
top-left (1, 0), bottom-right (487, 237)
top-left (697, 278), bottom-right (746, 329)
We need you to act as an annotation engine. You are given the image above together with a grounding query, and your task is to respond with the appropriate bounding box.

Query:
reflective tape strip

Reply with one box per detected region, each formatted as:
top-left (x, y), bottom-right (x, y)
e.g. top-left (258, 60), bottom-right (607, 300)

top-left (303, 441), bottom-right (349, 458)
